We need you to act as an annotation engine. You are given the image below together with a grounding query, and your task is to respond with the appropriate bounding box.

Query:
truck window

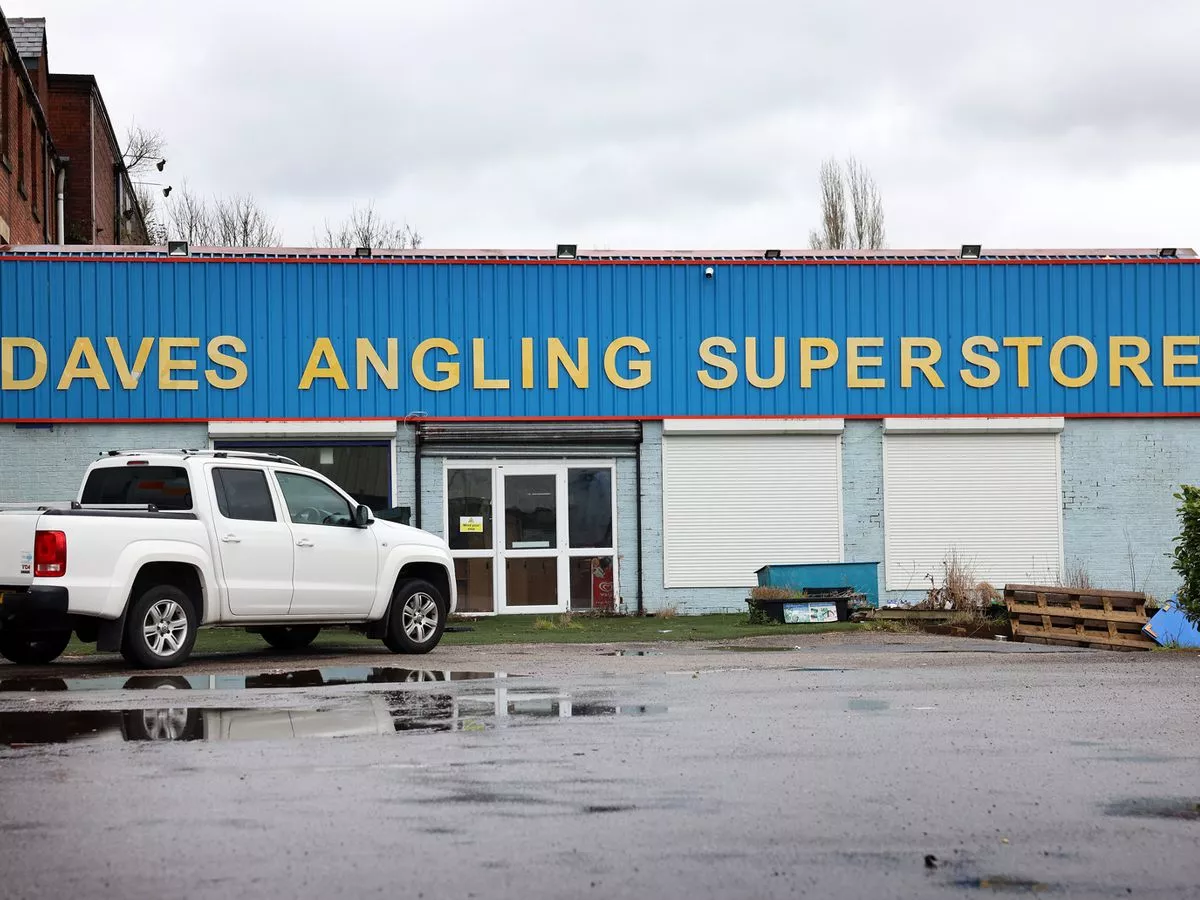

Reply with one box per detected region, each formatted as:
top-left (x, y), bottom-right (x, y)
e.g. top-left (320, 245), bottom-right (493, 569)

top-left (81, 466), bottom-right (193, 510)
top-left (275, 472), bottom-right (353, 527)
top-left (212, 468), bottom-right (278, 522)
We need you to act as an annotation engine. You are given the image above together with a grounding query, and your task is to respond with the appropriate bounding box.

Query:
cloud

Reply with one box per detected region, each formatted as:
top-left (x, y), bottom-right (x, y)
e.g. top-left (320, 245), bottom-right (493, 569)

top-left (28, 0), bottom-right (1200, 251)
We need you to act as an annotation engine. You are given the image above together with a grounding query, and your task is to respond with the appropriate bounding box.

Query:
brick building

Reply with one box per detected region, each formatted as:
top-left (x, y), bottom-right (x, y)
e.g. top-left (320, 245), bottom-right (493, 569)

top-left (0, 11), bottom-right (146, 246)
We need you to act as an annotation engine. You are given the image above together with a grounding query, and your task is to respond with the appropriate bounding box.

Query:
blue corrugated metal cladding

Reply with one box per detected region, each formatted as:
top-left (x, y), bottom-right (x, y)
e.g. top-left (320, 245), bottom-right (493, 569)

top-left (0, 258), bottom-right (1196, 421)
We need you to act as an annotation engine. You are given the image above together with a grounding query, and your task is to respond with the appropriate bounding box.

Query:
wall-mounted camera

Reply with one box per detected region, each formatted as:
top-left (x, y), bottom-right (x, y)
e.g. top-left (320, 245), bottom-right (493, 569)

top-left (704, 266), bottom-right (714, 279)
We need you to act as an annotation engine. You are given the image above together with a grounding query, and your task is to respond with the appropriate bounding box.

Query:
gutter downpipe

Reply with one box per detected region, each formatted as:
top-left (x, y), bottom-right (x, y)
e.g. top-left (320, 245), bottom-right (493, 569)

top-left (413, 426), bottom-right (424, 530)
top-left (635, 422), bottom-right (644, 616)
top-left (55, 163), bottom-right (66, 245)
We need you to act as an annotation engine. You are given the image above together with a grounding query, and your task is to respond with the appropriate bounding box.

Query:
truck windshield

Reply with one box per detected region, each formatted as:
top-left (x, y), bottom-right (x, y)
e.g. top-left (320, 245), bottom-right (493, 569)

top-left (81, 466), bottom-right (193, 510)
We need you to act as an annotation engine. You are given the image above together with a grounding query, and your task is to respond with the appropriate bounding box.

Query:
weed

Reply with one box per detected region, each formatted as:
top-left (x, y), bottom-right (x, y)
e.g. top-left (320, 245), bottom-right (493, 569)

top-left (917, 550), bottom-right (993, 610)
top-left (1059, 561), bottom-right (1093, 590)
top-left (749, 586), bottom-right (806, 600)
top-left (656, 605), bottom-right (679, 619)
top-left (532, 617), bottom-right (555, 631)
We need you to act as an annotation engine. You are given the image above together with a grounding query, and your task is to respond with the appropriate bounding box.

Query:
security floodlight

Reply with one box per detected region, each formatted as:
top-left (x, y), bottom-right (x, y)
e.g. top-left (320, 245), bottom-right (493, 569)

top-left (162, 185), bottom-right (172, 197)
top-left (556, 243), bottom-right (577, 259)
top-left (764, 249), bottom-right (782, 259)
top-left (156, 159), bottom-right (166, 172)
top-left (167, 241), bottom-right (189, 257)
top-left (354, 247), bottom-right (372, 258)
top-left (1160, 247), bottom-right (1178, 258)
top-left (960, 244), bottom-right (982, 260)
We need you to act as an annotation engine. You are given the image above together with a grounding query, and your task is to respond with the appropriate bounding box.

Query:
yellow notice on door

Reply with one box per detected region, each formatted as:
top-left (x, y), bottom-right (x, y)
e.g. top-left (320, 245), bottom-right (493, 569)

top-left (459, 516), bottom-right (484, 533)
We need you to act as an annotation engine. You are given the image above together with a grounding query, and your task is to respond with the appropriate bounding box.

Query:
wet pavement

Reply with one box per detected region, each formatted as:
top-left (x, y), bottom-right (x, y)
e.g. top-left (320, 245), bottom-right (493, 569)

top-left (0, 633), bottom-right (1198, 899)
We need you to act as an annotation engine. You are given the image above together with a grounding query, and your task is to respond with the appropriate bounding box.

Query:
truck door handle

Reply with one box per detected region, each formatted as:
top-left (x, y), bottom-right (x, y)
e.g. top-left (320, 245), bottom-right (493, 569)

top-left (221, 534), bottom-right (241, 544)
top-left (296, 538), bottom-right (314, 548)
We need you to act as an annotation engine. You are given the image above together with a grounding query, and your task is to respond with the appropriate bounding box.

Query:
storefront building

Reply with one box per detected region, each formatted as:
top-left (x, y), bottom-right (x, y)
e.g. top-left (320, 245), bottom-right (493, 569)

top-left (1, 246), bottom-right (1197, 612)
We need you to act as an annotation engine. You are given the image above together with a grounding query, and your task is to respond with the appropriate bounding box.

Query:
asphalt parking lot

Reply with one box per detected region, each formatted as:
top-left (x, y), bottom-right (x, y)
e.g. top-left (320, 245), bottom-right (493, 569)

top-left (1, 633), bottom-right (1198, 899)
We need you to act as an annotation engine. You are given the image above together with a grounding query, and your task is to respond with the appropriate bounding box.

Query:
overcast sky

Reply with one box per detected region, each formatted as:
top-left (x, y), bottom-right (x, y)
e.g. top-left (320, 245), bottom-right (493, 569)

top-left (22, 0), bottom-right (1200, 251)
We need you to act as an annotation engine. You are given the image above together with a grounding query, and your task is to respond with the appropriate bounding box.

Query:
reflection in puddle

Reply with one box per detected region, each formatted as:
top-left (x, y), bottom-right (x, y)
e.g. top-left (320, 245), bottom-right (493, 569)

top-left (712, 646), bottom-right (797, 653)
top-left (847, 698), bottom-right (889, 711)
top-left (952, 876), bottom-right (1051, 893)
top-left (601, 650), bottom-right (662, 657)
top-left (0, 689), bottom-right (668, 746)
top-left (1104, 798), bottom-right (1200, 820)
top-left (0, 667), bottom-right (514, 694)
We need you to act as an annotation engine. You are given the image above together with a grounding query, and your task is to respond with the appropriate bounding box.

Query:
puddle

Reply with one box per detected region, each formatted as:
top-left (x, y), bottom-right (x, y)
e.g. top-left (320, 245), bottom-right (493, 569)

top-left (952, 876), bottom-right (1051, 893)
top-left (0, 692), bottom-right (667, 745)
top-left (847, 698), bottom-right (889, 711)
top-left (1104, 798), bottom-right (1200, 821)
top-left (712, 646), bottom-right (797, 653)
top-left (601, 650), bottom-right (662, 657)
top-left (0, 667), bottom-right (515, 694)
top-left (790, 667), bottom-right (850, 672)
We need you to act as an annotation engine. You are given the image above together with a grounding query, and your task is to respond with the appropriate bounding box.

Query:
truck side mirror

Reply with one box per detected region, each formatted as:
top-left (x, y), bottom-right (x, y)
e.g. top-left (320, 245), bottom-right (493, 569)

top-left (354, 504), bottom-right (372, 528)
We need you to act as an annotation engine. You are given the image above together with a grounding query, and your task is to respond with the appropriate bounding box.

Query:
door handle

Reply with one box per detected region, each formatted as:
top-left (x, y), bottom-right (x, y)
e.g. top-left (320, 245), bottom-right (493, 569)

top-left (296, 538), bottom-right (314, 548)
top-left (221, 534), bottom-right (241, 544)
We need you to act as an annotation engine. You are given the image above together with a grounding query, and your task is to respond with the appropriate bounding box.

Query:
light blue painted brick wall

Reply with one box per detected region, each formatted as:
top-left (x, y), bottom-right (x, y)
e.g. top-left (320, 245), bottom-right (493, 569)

top-left (0, 424), bottom-right (210, 503)
top-left (1062, 419), bottom-right (1197, 602)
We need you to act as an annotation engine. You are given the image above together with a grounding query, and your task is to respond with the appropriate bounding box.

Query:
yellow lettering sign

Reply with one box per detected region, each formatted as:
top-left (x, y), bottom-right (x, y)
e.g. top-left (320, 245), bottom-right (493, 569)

top-left (799, 338), bottom-right (838, 388)
top-left (847, 337), bottom-right (885, 389)
top-left (1002, 336), bottom-right (1043, 388)
top-left (746, 337), bottom-right (785, 389)
top-left (472, 339), bottom-right (509, 390)
top-left (521, 337), bottom-right (535, 389)
top-left (356, 338), bottom-right (398, 390)
top-left (157, 337), bottom-right (201, 391)
top-left (411, 338), bottom-right (460, 392)
top-left (1050, 336), bottom-right (1098, 388)
top-left (1109, 336), bottom-right (1152, 388)
top-left (206, 336), bottom-right (248, 389)
top-left (1, 337), bottom-right (47, 390)
top-left (298, 338), bottom-right (347, 390)
top-left (900, 337), bottom-right (944, 389)
top-left (697, 337), bottom-right (738, 389)
top-left (1163, 336), bottom-right (1200, 387)
top-left (960, 336), bottom-right (1000, 388)
top-left (57, 337), bottom-right (110, 391)
top-left (548, 337), bottom-right (589, 389)
top-left (106, 337), bottom-right (155, 389)
top-left (604, 337), bottom-right (651, 389)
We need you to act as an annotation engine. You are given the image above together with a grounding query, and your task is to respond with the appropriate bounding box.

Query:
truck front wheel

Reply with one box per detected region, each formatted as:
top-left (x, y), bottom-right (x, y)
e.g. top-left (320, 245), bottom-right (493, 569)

top-left (0, 629), bottom-right (72, 665)
top-left (121, 585), bottom-right (198, 670)
top-left (383, 579), bottom-right (447, 654)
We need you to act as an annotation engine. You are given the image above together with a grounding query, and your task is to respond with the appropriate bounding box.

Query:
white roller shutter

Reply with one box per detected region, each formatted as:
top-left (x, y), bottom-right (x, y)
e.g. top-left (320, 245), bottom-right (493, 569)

top-left (662, 433), bottom-right (843, 588)
top-left (883, 430), bottom-right (1063, 591)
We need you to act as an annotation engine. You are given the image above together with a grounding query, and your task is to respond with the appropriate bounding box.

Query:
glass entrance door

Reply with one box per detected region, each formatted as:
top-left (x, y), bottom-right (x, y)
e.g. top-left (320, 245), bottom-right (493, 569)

top-left (445, 461), bottom-right (617, 615)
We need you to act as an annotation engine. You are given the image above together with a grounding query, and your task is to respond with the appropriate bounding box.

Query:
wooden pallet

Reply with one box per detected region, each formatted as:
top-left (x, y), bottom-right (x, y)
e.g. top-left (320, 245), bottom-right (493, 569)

top-left (1003, 585), bottom-right (1155, 651)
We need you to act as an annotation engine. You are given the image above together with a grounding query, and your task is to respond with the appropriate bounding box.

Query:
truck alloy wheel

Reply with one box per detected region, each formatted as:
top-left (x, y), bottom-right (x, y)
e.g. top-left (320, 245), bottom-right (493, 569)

top-left (384, 579), bottom-right (447, 654)
top-left (122, 585), bottom-right (198, 669)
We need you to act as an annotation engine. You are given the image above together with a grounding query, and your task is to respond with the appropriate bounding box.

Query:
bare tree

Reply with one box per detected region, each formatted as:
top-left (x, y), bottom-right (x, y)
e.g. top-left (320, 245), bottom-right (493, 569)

top-left (213, 194), bottom-right (280, 246)
top-left (162, 185), bottom-right (280, 247)
top-left (809, 155), bottom-right (886, 250)
top-left (123, 124), bottom-right (167, 178)
top-left (134, 185), bottom-right (168, 245)
top-left (318, 202), bottom-right (422, 249)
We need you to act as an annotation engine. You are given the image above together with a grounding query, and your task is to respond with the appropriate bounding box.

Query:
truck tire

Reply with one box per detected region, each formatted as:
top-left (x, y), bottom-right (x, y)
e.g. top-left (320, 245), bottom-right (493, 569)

top-left (260, 625), bottom-right (321, 651)
top-left (120, 585), bottom-right (198, 670)
top-left (383, 579), bottom-right (447, 655)
top-left (0, 629), bottom-right (72, 665)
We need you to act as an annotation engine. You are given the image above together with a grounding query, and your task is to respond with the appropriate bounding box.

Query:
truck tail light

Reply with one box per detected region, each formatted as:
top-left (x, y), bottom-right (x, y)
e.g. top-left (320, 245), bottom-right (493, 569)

top-left (34, 530), bottom-right (67, 578)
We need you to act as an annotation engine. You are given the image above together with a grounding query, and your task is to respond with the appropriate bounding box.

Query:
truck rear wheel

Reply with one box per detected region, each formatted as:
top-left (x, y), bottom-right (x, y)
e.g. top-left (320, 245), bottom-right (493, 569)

top-left (383, 579), bottom-right (447, 654)
top-left (0, 629), bottom-right (72, 665)
top-left (121, 585), bottom-right (198, 670)
top-left (260, 625), bottom-right (321, 651)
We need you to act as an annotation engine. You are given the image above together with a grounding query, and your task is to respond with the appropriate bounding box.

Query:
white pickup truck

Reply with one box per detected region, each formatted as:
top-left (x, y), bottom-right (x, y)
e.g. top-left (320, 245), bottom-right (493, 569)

top-left (0, 450), bottom-right (457, 669)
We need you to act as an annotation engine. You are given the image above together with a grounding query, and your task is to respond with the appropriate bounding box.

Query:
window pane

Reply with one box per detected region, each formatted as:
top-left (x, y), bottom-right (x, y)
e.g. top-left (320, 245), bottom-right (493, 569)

top-left (212, 468), bottom-right (277, 522)
top-left (215, 443), bottom-right (392, 514)
top-left (81, 466), bottom-right (192, 510)
top-left (504, 474), bottom-right (557, 549)
top-left (568, 468), bottom-right (612, 549)
top-left (275, 472), bottom-right (353, 527)
top-left (570, 556), bottom-right (615, 611)
top-left (505, 557), bottom-right (557, 607)
top-left (454, 558), bottom-right (494, 613)
top-left (447, 469), bottom-right (493, 551)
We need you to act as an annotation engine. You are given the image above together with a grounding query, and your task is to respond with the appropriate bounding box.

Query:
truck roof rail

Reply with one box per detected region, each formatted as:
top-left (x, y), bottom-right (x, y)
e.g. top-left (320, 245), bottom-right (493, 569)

top-left (100, 449), bottom-right (301, 466)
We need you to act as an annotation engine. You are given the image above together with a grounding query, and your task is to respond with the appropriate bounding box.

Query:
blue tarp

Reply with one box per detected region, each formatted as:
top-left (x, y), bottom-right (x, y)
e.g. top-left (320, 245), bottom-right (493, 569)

top-left (1143, 600), bottom-right (1200, 648)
